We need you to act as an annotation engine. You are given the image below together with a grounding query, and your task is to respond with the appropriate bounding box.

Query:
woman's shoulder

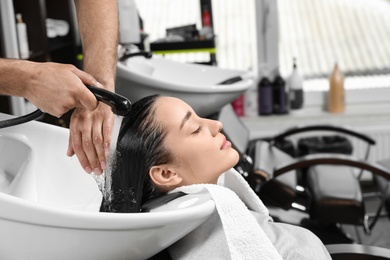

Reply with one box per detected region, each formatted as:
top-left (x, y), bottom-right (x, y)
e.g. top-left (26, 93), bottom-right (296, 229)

top-left (260, 219), bottom-right (332, 260)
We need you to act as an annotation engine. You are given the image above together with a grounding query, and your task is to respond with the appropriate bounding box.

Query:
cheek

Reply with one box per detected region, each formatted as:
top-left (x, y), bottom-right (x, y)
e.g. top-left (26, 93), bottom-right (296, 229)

top-left (175, 146), bottom-right (240, 185)
top-left (175, 145), bottom-right (214, 172)
top-left (168, 136), bottom-right (238, 180)
top-left (185, 145), bottom-right (238, 175)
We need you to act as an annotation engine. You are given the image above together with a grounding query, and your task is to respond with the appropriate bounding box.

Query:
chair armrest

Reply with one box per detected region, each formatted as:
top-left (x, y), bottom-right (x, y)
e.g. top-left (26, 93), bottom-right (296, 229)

top-left (273, 153), bottom-right (390, 181)
top-left (326, 244), bottom-right (390, 259)
top-left (271, 124), bottom-right (376, 145)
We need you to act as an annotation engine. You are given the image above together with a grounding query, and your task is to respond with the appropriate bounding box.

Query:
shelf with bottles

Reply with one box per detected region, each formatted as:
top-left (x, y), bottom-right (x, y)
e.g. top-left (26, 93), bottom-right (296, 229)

top-left (12, 0), bottom-right (49, 61)
top-left (45, 0), bottom-right (76, 60)
top-left (12, 0), bottom-right (77, 64)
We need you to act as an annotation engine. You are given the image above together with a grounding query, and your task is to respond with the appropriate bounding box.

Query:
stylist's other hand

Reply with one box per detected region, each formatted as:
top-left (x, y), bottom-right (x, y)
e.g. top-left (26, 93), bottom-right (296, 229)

top-left (26, 62), bottom-right (98, 117)
top-left (67, 103), bottom-right (114, 175)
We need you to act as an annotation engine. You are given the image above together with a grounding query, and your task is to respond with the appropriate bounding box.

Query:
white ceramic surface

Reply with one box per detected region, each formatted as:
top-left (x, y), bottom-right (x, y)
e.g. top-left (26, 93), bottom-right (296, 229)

top-left (0, 113), bottom-right (215, 260)
top-left (116, 56), bottom-right (255, 116)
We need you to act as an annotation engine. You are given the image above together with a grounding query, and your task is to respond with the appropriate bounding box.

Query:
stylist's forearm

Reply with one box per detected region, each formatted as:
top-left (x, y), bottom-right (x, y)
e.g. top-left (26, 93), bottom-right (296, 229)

top-left (74, 0), bottom-right (118, 91)
top-left (0, 58), bottom-right (32, 97)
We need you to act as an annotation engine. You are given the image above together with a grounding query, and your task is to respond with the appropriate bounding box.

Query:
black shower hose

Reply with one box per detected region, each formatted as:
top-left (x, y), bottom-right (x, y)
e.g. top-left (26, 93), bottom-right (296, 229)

top-left (0, 109), bottom-right (44, 129)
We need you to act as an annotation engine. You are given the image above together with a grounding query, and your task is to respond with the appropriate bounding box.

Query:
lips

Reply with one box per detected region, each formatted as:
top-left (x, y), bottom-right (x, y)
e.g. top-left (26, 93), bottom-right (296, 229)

top-left (220, 136), bottom-right (232, 150)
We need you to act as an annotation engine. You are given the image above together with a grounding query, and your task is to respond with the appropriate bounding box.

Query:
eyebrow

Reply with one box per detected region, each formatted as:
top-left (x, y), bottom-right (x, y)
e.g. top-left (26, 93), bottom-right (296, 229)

top-left (180, 111), bottom-right (192, 130)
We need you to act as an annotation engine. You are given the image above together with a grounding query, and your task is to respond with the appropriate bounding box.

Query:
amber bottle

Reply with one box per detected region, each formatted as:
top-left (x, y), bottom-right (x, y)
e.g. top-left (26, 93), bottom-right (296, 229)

top-left (328, 63), bottom-right (345, 113)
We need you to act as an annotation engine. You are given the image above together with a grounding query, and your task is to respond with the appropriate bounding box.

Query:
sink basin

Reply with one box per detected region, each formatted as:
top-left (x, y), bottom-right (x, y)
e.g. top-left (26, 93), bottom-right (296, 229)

top-left (0, 113), bottom-right (215, 260)
top-left (116, 56), bottom-right (255, 116)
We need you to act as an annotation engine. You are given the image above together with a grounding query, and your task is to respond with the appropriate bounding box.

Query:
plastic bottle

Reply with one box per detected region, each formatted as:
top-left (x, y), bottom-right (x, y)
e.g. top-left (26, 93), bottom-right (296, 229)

top-left (328, 62), bottom-right (345, 113)
top-left (273, 74), bottom-right (289, 114)
top-left (231, 95), bottom-right (244, 117)
top-left (118, 0), bottom-right (141, 44)
top-left (244, 83), bottom-right (258, 117)
top-left (201, 5), bottom-right (211, 27)
top-left (16, 13), bottom-right (29, 59)
top-left (288, 58), bottom-right (304, 109)
top-left (200, 4), bottom-right (213, 40)
top-left (258, 73), bottom-right (273, 115)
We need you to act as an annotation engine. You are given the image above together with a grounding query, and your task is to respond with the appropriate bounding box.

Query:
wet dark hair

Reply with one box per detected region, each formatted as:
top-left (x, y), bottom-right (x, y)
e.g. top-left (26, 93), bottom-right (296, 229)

top-left (100, 94), bottom-right (174, 213)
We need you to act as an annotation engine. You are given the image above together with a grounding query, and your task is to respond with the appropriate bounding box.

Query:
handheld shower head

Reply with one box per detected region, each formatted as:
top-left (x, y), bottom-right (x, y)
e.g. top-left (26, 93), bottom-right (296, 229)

top-left (0, 85), bottom-right (132, 129)
top-left (86, 85), bottom-right (132, 117)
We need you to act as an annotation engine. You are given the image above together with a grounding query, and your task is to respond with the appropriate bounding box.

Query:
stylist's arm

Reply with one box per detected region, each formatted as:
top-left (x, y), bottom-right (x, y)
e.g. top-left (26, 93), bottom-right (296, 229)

top-left (67, 0), bottom-right (119, 175)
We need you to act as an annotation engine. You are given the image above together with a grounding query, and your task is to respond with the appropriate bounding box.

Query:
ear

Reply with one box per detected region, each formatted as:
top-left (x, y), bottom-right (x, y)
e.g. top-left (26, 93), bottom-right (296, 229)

top-left (149, 165), bottom-right (182, 190)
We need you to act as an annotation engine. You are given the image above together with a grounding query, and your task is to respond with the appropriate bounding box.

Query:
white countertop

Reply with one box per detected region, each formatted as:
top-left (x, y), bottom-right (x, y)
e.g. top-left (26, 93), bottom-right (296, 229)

top-left (241, 102), bottom-right (390, 139)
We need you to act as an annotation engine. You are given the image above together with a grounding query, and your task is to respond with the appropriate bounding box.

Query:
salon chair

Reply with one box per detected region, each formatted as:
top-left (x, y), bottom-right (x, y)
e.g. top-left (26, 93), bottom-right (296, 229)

top-left (150, 243), bottom-right (390, 260)
top-left (150, 242), bottom-right (390, 260)
top-left (374, 159), bottom-right (390, 219)
top-left (217, 104), bottom-right (390, 237)
top-left (326, 244), bottom-right (390, 260)
top-left (267, 124), bottom-right (387, 233)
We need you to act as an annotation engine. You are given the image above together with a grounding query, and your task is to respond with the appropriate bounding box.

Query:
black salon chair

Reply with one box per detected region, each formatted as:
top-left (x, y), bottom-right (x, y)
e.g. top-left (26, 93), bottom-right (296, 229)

top-left (217, 104), bottom-right (390, 237)
top-left (374, 159), bottom-right (390, 219)
top-left (150, 243), bottom-right (390, 260)
top-left (326, 244), bottom-right (390, 260)
top-left (266, 124), bottom-right (385, 233)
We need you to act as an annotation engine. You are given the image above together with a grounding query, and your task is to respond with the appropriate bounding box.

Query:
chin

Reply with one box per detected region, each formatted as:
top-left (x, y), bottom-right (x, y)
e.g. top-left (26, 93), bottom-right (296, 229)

top-left (231, 149), bottom-right (240, 165)
top-left (225, 149), bottom-right (240, 169)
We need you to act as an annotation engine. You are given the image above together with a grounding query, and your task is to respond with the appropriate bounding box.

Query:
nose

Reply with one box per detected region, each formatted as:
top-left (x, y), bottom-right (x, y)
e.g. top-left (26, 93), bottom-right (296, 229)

top-left (209, 120), bottom-right (223, 136)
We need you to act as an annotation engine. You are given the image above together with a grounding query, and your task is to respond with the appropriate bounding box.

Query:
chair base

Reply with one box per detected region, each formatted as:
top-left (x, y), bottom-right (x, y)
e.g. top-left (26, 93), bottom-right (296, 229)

top-left (300, 218), bottom-right (355, 245)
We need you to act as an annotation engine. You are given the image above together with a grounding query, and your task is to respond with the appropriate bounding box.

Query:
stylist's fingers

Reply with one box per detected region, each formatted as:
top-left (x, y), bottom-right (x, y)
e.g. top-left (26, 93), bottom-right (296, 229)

top-left (91, 115), bottom-right (107, 173)
top-left (81, 128), bottom-right (101, 175)
top-left (74, 109), bottom-right (102, 175)
top-left (103, 112), bottom-right (114, 157)
top-left (71, 68), bottom-right (100, 111)
top-left (70, 127), bottom-right (92, 173)
top-left (68, 105), bottom-right (114, 175)
top-left (101, 107), bottom-right (115, 165)
top-left (68, 108), bottom-right (94, 174)
top-left (90, 105), bottom-right (114, 173)
top-left (87, 104), bottom-right (114, 174)
top-left (67, 133), bottom-right (75, 157)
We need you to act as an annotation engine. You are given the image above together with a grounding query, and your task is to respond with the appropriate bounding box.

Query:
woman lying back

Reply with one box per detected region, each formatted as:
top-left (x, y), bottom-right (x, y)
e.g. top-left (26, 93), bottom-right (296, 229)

top-left (101, 95), bottom-right (331, 259)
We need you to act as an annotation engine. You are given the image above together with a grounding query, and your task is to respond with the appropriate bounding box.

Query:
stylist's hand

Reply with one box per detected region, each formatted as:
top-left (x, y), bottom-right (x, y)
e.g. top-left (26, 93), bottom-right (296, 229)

top-left (26, 62), bottom-right (99, 117)
top-left (67, 103), bottom-right (114, 175)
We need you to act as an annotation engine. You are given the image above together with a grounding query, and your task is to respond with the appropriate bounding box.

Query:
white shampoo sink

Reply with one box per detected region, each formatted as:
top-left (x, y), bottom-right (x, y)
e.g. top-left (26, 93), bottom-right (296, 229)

top-left (0, 113), bottom-right (215, 260)
top-left (116, 55), bottom-right (255, 116)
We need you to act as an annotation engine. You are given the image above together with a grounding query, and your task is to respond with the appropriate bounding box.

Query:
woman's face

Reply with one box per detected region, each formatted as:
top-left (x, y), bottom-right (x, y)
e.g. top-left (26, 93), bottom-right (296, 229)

top-left (153, 97), bottom-right (239, 185)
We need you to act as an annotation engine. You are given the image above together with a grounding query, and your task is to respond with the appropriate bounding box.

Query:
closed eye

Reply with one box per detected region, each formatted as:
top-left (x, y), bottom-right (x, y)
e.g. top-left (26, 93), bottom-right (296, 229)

top-left (192, 126), bottom-right (202, 135)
